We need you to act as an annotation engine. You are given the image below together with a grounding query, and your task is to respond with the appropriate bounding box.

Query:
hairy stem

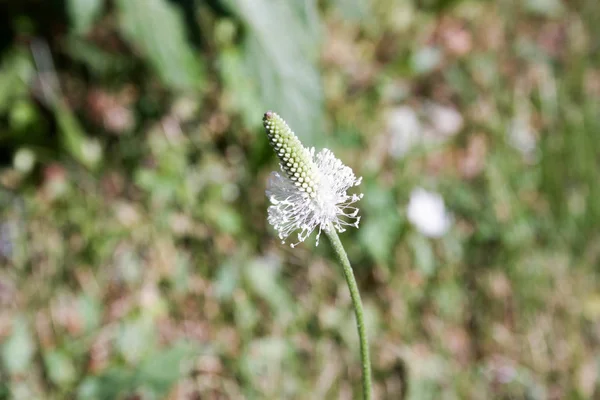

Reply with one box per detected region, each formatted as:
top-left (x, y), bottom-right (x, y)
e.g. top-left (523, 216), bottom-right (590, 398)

top-left (325, 227), bottom-right (372, 400)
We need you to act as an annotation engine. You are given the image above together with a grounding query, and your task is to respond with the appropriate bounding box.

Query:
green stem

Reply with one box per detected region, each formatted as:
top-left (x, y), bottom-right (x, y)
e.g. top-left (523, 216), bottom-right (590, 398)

top-left (325, 226), bottom-right (372, 400)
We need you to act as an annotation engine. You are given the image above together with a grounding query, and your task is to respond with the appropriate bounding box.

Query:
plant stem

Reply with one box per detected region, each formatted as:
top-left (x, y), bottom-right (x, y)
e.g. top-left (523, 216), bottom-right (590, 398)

top-left (325, 226), bottom-right (372, 400)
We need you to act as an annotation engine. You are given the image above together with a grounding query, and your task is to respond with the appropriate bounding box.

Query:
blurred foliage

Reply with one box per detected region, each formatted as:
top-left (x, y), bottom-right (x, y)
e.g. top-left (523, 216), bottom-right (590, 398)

top-left (0, 0), bottom-right (600, 399)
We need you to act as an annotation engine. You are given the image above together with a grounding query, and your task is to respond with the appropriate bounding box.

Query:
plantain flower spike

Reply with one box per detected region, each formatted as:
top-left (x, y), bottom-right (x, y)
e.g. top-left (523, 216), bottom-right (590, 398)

top-left (263, 111), bottom-right (363, 247)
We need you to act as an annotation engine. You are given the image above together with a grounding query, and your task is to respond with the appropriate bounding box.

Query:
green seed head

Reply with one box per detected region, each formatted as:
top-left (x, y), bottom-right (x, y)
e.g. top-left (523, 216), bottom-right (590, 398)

top-left (263, 111), bottom-right (319, 197)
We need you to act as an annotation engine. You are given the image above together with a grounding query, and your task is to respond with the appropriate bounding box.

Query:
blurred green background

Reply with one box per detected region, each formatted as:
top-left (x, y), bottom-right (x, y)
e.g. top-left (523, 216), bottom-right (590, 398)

top-left (0, 0), bottom-right (599, 398)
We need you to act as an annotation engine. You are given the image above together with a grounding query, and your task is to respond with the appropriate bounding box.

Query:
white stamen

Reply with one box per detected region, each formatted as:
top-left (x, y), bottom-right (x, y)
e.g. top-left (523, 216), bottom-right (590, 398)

top-left (266, 148), bottom-right (363, 247)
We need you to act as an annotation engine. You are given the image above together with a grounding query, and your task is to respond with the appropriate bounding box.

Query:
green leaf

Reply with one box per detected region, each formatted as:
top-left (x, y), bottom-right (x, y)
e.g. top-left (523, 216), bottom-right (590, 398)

top-left (433, 280), bottom-right (465, 321)
top-left (218, 46), bottom-right (264, 128)
top-left (359, 181), bottom-right (401, 265)
top-left (244, 256), bottom-right (294, 324)
top-left (1, 316), bottom-right (35, 375)
top-left (136, 341), bottom-right (198, 395)
top-left (64, 37), bottom-right (130, 77)
top-left (224, 0), bottom-right (324, 143)
top-left (116, 0), bottom-right (205, 91)
top-left (409, 234), bottom-right (436, 276)
top-left (0, 50), bottom-right (34, 115)
top-left (233, 292), bottom-right (260, 333)
top-left (331, 0), bottom-right (371, 21)
top-left (241, 337), bottom-right (294, 383)
top-left (77, 368), bottom-right (136, 399)
top-left (67, 0), bottom-right (104, 34)
top-left (525, 0), bottom-right (564, 17)
top-left (214, 257), bottom-right (241, 300)
top-left (43, 349), bottom-right (77, 387)
top-left (78, 294), bottom-right (102, 333)
top-left (359, 216), bottom-right (397, 265)
top-left (117, 316), bottom-right (157, 364)
top-left (209, 204), bottom-right (242, 235)
top-left (78, 342), bottom-right (199, 399)
top-left (54, 101), bottom-right (102, 169)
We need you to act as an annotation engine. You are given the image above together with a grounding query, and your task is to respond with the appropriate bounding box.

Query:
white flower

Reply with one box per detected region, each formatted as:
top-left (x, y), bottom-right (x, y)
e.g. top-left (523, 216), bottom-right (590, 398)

top-left (263, 111), bottom-right (363, 247)
top-left (407, 188), bottom-right (451, 238)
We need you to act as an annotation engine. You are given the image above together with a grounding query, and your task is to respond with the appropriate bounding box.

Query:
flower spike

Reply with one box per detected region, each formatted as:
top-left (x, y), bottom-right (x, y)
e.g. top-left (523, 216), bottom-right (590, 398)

top-left (263, 111), bottom-right (363, 247)
top-left (263, 111), bottom-right (320, 198)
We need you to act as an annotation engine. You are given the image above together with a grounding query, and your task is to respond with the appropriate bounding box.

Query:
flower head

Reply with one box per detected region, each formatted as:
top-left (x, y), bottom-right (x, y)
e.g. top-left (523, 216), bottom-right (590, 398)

top-left (406, 188), bottom-right (451, 238)
top-left (263, 111), bottom-right (363, 247)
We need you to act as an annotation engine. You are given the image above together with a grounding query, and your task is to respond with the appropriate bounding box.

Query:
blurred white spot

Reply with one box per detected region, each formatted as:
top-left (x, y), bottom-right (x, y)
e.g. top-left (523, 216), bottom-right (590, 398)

top-left (387, 103), bottom-right (463, 159)
top-left (104, 106), bottom-right (134, 133)
top-left (81, 139), bottom-right (102, 166)
top-left (13, 148), bottom-right (36, 173)
top-left (387, 106), bottom-right (421, 159)
top-left (508, 87), bottom-right (537, 159)
top-left (222, 183), bottom-right (240, 202)
top-left (496, 364), bottom-right (517, 384)
top-left (114, 202), bottom-right (140, 227)
top-left (411, 47), bottom-right (442, 74)
top-left (508, 115), bottom-right (536, 157)
top-left (423, 102), bottom-right (464, 139)
top-left (407, 188), bottom-right (451, 238)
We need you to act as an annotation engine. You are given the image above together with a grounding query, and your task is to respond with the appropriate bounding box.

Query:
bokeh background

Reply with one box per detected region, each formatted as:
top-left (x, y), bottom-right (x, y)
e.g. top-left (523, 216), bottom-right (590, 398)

top-left (1, 0), bottom-right (599, 398)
